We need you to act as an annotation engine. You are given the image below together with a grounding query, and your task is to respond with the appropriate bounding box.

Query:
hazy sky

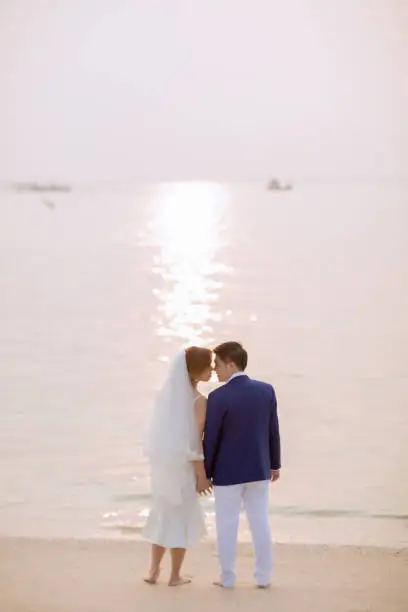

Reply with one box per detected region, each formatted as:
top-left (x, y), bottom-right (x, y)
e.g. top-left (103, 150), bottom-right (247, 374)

top-left (0, 0), bottom-right (407, 182)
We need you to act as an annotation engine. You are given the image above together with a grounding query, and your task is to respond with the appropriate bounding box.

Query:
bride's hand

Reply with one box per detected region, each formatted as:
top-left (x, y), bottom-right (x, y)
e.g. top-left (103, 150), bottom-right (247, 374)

top-left (196, 474), bottom-right (212, 495)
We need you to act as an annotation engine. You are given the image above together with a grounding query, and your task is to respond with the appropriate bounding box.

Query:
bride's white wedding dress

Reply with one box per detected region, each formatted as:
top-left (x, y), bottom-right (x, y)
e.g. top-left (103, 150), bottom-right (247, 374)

top-left (142, 352), bottom-right (207, 548)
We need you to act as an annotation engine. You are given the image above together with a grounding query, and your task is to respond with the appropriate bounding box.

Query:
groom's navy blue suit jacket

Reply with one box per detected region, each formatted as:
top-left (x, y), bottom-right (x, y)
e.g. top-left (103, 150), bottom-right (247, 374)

top-left (203, 375), bottom-right (281, 486)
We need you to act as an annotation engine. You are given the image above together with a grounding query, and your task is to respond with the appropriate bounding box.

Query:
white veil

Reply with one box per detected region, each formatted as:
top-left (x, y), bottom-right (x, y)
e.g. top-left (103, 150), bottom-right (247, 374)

top-left (145, 350), bottom-right (203, 506)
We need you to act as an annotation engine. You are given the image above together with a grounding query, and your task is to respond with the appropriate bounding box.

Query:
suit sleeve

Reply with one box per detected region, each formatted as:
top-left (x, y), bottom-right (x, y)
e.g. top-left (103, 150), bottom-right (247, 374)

top-left (269, 387), bottom-right (281, 470)
top-left (203, 391), bottom-right (226, 479)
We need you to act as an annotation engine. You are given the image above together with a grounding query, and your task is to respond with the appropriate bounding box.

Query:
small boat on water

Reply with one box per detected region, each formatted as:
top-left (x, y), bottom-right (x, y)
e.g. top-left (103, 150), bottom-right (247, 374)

top-left (267, 178), bottom-right (293, 192)
top-left (13, 182), bottom-right (71, 193)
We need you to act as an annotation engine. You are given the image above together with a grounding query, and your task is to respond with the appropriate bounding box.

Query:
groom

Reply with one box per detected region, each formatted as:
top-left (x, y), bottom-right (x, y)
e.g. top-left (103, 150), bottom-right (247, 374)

top-left (203, 341), bottom-right (281, 589)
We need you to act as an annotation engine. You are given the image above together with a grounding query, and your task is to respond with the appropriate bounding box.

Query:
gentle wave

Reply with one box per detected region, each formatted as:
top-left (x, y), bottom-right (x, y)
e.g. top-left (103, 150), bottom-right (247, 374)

top-left (110, 493), bottom-right (408, 521)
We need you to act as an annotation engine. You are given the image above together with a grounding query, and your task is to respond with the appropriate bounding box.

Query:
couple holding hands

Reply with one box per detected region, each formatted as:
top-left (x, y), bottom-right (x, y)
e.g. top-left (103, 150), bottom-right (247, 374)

top-left (143, 341), bottom-right (281, 589)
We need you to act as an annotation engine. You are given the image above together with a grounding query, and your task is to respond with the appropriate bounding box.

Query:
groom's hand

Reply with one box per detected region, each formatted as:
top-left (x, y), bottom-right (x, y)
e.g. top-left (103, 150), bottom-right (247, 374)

top-left (270, 469), bottom-right (280, 482)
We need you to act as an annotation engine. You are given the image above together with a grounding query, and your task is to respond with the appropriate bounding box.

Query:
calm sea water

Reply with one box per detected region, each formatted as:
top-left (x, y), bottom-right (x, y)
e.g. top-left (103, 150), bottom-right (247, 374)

top-left (0, 182), bottom-right (407, 547)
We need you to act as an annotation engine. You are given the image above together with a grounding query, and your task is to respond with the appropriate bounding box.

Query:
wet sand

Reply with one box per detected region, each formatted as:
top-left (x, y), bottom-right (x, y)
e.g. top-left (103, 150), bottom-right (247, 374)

top-left (0, 537), bottom-right (407, 612)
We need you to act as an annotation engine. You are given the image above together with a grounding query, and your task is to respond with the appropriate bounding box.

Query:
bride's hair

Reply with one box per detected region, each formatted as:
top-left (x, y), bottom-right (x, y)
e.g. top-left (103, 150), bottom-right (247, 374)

top-left (185, 346), bottom-right (212, 381)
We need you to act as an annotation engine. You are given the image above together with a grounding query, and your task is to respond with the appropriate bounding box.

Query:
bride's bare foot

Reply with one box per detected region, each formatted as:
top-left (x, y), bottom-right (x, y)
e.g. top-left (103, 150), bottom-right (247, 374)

top-left (143, 567), bottom-right (160, 585)
top-left (168, 576), bottom-right (192, 587)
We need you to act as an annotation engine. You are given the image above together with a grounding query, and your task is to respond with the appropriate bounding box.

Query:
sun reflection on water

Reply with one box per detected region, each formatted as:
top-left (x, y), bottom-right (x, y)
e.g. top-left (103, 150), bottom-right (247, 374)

top-left (150, 183), bottom-right (229, 347)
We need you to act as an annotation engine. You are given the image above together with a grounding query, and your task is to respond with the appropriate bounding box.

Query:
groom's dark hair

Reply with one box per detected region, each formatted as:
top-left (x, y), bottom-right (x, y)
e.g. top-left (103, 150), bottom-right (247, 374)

top-left (214, 341), bottom-right (248, 371)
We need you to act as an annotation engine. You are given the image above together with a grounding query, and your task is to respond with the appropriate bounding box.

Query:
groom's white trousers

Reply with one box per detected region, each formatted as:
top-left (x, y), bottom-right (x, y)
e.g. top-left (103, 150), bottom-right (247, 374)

top-left (214, 480), bottom-right (272, 588)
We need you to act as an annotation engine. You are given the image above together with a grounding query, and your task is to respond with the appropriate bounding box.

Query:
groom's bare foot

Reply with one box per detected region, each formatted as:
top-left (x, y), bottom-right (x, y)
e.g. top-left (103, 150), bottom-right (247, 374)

top-left (168, 576), bottom-right (192, 587)
top-left (213, 581), bottom-right (234, 589)
top-left (143, 567), bottom-right (160, 584)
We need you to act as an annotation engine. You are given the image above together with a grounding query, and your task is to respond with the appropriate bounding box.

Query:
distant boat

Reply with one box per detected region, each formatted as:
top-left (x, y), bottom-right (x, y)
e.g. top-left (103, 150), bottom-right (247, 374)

top-left (13, 182), bottom-right (71, 193)
top-left (267, 178), bottom-right (293, 192)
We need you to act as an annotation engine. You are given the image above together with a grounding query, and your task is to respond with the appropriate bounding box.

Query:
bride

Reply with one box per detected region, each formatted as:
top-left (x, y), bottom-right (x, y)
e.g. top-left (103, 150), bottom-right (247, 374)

top-left (142, 346), bottom-right (213, 586)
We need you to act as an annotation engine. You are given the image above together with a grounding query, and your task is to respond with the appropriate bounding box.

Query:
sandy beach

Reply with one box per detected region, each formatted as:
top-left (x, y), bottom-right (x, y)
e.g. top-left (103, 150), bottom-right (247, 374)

top-left (0, 537), bottom-right (406, 612)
